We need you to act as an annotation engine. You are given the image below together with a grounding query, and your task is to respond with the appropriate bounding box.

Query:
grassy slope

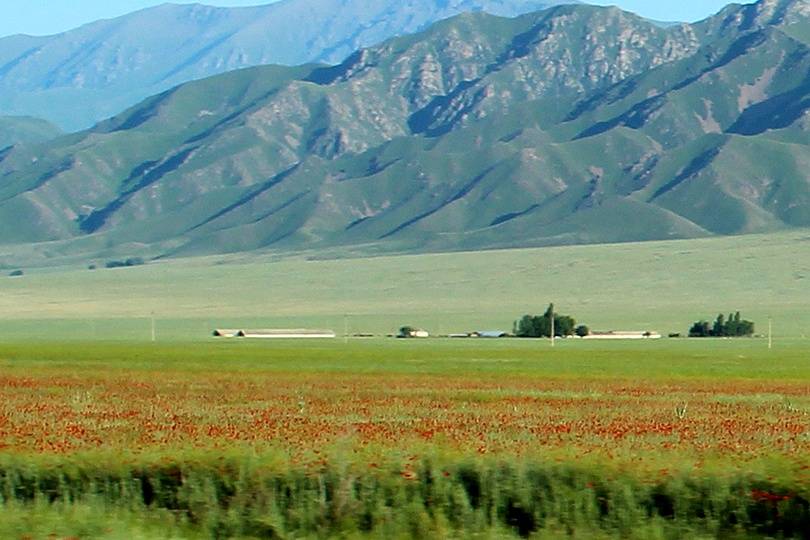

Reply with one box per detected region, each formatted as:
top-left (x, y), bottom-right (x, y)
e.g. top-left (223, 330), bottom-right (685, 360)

top-left (1, 230), bottom-right (808, 340)
top-left (0, 115), bottom-right (62, 148)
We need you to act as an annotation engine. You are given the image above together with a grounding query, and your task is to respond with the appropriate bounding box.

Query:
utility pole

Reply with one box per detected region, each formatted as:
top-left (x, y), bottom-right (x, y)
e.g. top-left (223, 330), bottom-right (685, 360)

top-left (151, 312), bottom-right (156, 343)
top-left (550, 305), bottom-right (555, 348)
top-left (344, 313), bottom-right (349, 345)
top-left (768, 316), bottom-right (772, 350)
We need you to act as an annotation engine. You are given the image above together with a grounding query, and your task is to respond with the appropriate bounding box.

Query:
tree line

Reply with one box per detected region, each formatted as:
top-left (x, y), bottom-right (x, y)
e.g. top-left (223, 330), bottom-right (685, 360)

top-left (103, 257), bottom-right (145, 269)
top-left (513, 305), bottom-right (756, 339)
top-left (689, 312), bottom-right (755, 337)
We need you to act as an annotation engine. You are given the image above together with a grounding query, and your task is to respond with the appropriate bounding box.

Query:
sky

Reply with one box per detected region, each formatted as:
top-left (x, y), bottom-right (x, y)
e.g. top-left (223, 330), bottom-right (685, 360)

top-left (1, 1), bottom-right (751, 38)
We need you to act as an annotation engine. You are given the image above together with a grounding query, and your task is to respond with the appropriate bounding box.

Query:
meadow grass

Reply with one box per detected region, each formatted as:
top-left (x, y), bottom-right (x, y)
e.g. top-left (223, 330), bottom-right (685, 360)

top-left (1, 337), bottom-right (809, 379)
top-left (1, 230), bottom-right (809, 340)
top-left (0, 232), bottom-right (808, 537)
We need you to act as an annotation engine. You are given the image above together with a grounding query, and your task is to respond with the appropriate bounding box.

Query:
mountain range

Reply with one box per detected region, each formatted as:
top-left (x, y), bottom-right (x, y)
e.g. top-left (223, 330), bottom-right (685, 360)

top-left (1, 0), bottom-right (808, 264)
top-left (0, 0), bottom-right (577, 131)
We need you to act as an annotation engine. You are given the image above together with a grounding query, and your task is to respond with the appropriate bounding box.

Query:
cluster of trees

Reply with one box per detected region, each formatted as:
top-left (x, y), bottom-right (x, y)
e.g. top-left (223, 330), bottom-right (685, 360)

top-left (104, 257), bottom-right (145, 269)
top-left (514, 304), bottom-right (589, 338)
top-left (689, 312), bottom-right (755, 338)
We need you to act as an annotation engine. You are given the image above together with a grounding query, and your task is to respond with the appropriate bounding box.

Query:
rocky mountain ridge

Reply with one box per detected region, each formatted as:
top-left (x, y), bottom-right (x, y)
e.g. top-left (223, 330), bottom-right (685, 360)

top-left (0, 0), bottom-right (578, 130)
top-left (0, 0), bottom-right (808, 264)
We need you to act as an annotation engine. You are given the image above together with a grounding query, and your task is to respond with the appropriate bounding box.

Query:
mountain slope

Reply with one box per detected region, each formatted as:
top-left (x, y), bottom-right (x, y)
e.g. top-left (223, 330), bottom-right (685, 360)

top-left (0, 116), bottom-right (62, 148)
top-left (1, 0), bottom-right (808, 261)
top-left (0, 5), bottom-right (700, 244)
top-left (0, 0), bottom-right (577, 131)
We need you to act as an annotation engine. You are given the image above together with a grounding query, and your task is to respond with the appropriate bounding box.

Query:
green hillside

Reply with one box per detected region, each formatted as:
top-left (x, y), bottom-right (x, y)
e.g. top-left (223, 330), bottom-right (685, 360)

top-left (0, 0), bottom-right (808, 261)
top-left (0, 115), bottom-right (62, 148)
top-left (1, 231), bottom-right (808, 340)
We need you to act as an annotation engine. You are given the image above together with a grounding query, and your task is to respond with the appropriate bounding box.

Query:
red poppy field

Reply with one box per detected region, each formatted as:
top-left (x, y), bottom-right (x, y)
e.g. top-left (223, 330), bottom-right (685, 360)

top-left (0, 340), bottom-right (808, 538)
top-left (1, 369), bottom-right (808, 466)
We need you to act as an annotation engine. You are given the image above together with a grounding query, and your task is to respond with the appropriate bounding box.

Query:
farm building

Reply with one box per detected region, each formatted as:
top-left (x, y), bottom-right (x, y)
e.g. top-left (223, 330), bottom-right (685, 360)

top-left (472, 331), bottom-right (509, 338)
top-left (238, 329), bottom-right (336, 339)
top-left (212, 329), bottom-right (241, 337)
top-left (214, 329), bottom-right (336, 339)
top-left (397, 327), bottom-right (429, 338)
top-left (583, 331), bottom-right (662, 340)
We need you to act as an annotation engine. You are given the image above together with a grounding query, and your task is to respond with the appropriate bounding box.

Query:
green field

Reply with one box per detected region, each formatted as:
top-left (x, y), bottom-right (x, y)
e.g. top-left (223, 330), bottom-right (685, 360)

top-left (0, 339), bottom-right (808, 538)
top-left (1, 231), bottom-right (809, 340)
top-left (2, 337), bottom-right (809, 378)
top-left (1, 233), bottom-right (808, 537)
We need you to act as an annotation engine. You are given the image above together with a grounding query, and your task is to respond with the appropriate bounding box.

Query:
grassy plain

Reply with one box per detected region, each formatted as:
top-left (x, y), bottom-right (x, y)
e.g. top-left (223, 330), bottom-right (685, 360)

top-left (0, 232), bottom-right (808, 537)
top-left (1, 230), bottom-right (809, 340)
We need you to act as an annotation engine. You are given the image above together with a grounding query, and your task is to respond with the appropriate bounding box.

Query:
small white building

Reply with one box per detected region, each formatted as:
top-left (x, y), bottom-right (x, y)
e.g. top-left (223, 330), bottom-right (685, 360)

top-left (583, 331), bottom-right (662, 340)
top-left (398, 327), bottom-right (429, 338)
top-left (212, 329), bottom-right (240, 338)
top-left (472, 331), bottom-right (509, 338)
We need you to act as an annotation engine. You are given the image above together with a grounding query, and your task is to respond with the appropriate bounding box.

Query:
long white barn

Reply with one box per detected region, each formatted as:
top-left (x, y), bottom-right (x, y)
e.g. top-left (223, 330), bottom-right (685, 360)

top-left (583, 331), bottom-right (662, 340)
top-left (214, 329), bottom-right (336, 339)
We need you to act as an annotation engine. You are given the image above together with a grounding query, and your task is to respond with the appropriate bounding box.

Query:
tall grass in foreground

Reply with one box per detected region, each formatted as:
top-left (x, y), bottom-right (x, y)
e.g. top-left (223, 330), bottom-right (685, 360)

top-left (1, 453), bottom-right (807, 539)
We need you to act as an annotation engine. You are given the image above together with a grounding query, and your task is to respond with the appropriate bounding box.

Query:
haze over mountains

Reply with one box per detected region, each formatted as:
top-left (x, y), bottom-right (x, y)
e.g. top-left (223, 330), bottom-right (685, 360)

top-left (0, 0), bottom-right (578, 131)
top-left (1, 0), bottom-right (809, 264)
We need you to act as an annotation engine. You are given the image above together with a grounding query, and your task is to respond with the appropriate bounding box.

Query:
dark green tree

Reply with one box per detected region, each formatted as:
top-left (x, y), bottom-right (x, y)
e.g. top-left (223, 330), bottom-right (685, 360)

top-left (515, 315), bottom-right (535, 338)
top-left (689, 321), bottom-right (711, 337)
top-left (514, 304), bottom-right (578, 338)
top-left (555, 315), bottom-right (576, 337)
top-left (712, 314), bottom-right (726, 337)
top-left (736, 319), bottom-right (755, 337)
top-left (534, 304), bottom-right (553, 337)
top-left (398, 326), bottom-right (416, 338)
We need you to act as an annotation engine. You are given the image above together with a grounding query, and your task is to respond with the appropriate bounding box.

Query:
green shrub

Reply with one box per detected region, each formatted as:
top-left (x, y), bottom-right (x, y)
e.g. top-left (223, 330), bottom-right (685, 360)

top-left (1, 455), bottom-right (807, 538)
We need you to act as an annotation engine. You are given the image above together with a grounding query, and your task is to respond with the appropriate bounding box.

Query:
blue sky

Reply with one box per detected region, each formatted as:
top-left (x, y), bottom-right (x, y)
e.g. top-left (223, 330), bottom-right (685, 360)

top-left (1, 1), bottom-right (751, 38)
top-left (587, 1), bottom-right (747, 23)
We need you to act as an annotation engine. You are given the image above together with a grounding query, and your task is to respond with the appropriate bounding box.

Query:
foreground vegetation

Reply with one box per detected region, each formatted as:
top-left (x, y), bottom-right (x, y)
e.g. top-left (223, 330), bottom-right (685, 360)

top-left (1, 452), bottom-right (807, 539)
top-left (0, 340), bottom-right (807, 537)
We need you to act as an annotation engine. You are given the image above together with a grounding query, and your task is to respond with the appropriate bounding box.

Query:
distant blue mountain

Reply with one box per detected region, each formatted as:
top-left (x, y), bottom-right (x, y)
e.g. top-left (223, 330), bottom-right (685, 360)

top-left (0, 0), bottom-right (578, 130)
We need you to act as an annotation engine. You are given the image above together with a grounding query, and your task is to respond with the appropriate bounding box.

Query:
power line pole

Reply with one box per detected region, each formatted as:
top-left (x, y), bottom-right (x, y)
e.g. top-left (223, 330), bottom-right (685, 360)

top-left (151, 312), bottom-right (156, 343)
top-left (344, 313), bottom-right (349, 345)
top-left (550, 304), bottom-right (555, 348)
top-left (768, 316), bottom-right (772, 350)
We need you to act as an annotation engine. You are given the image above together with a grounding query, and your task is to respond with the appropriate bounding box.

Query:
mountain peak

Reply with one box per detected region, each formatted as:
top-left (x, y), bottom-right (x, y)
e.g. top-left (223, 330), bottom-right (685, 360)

top-left (0, 0), bottom-right (580, 131)
top-left (705, 0), bottom-right (810, 35)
